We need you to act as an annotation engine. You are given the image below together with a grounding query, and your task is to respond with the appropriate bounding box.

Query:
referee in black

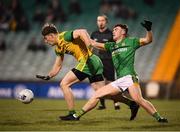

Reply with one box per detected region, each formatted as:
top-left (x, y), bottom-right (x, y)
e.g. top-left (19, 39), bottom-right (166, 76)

top-left (91, 15), bottom-right (120, 110)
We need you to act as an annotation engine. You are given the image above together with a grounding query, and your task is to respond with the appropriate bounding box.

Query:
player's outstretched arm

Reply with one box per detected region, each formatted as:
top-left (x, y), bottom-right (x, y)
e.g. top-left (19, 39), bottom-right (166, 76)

top-left (36, 56), bottom-right (63, 80)
top-left (90, 39), bottom-right (106, 50)
top-left (48, 56), bottom-right (63, 78)
top-left (140, 20), bottom-right (153, 46)
top-left (73, 29), bottom-right (92, 47)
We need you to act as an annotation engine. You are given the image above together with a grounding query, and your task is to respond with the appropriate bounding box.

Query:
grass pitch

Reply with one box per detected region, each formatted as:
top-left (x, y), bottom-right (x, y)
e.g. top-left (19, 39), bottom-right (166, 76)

top-left (0, 99), bottom-right (180, 131)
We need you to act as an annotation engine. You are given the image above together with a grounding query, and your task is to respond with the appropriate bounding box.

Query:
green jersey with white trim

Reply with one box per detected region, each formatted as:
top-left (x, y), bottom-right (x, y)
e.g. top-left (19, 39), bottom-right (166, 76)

top-left (105, 37), bottom-right (140, 78)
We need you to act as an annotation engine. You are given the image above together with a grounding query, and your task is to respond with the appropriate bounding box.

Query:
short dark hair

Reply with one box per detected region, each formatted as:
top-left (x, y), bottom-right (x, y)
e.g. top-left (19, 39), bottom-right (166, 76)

top-left (42, 23), bottom-right (58, 36)
top-left (114, 24), bottom-right (128, 34)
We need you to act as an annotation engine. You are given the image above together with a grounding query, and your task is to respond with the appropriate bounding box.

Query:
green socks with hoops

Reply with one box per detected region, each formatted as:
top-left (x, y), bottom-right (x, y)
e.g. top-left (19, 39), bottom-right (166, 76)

top-left (152, 112), bottom-right (162, 121)
top-left (74, 109), bottom-right (86, 118)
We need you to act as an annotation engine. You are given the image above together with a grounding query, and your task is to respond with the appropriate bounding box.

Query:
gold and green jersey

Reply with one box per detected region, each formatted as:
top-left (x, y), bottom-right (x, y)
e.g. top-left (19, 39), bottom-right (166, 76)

top-left (105, 37), bottom-right (140, 78)
top-left (55, 31), bottom-right (92, 61)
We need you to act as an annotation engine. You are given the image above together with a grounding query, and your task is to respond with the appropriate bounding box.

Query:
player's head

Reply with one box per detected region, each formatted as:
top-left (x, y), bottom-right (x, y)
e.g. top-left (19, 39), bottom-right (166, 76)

top-left (97, 15), bottom-right (108, 30)
top-left (112, 24), bottom-right (128, 41)
top-left (42, 23), bottom-right (58, 46)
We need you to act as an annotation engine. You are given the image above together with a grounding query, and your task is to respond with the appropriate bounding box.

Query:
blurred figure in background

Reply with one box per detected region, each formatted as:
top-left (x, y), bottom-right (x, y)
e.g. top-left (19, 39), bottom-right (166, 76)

top-left (68, 0), bottom-right (82, 15)
top-left (35, 0), bottom-right (48, 6)
top-left (46, 0), bottom-right (67, 23)
top-left (9, 0), bottom-right (30, 32)
top-left (27, 37), bottom-right (38, 52)
top-left (110, 0), bottom-right (138, 19)
top-left (0, 32), bottom-right (6, 51)
top-left (0, 40), bottom-right (6, 51)
top-left (143, 0), bottom-right (155, 7)
top-left (99, 0), bottom-right (138, 20)
top-left (27, 37), bottom-right (47, 52)
top-left (99, 0), bottom-right (112, 15)
top-left (33, 5), bottom-right (46, 24)
top-left (16, 15), bottom-right (30, 32)
top-left (0, 1), bottom-right (10, 32)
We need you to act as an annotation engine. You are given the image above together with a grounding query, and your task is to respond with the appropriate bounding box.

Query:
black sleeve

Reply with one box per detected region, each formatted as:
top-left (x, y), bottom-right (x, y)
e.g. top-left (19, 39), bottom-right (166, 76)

top-left (91, 32), bottom-right (95, 39)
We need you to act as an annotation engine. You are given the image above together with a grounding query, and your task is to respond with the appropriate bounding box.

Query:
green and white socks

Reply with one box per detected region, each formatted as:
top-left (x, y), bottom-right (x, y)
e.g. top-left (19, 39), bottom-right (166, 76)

top-left (74, 109), bottom-right (86, 118)
top-left (152, 112), bottom-right (162, 121)
top-left (69, 110), bottom-right (76, 115)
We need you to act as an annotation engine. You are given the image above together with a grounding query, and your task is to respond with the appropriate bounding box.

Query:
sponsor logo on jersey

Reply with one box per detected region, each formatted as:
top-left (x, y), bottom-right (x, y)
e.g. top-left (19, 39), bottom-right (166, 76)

top-left (114, 44), bottom-right (119, 48)
top-left (112, 47), bottom-right (128, 55)
top-left (122, 42), bottom-right (126, 46)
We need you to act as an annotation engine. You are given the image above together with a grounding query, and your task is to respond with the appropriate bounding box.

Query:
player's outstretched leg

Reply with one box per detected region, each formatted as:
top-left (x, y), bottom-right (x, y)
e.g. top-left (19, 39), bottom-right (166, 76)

top-left (111, 93), bottom-right (139, 120)
top-left (59, 71), bottom-right (80, 119)
top-left (128, 84), bottom-right (168, 123)
top-left (129, 101), bottom-right (139, 120)
top-left (60, 84), bottom-right (120, 121)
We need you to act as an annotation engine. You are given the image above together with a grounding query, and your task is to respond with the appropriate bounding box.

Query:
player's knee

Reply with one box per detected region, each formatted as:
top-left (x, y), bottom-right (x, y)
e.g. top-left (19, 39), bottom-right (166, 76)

top-left (133, 97), bottom-right (144, 104)
top-left (92, 85), bottom-right (99, 91)
top-left (92, 93), bottom-right (100, 100)
top-left (60, 82), bottom-right (64, 89)
top-left (60, 81), bottom-right (70, 89)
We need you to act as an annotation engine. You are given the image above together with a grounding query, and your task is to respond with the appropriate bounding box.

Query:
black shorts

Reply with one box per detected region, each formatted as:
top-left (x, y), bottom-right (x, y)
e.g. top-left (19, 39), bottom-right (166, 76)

top-left (72, 68), bottom-right (104, 83)
top-left (101, 58), bottom-right (115, 81)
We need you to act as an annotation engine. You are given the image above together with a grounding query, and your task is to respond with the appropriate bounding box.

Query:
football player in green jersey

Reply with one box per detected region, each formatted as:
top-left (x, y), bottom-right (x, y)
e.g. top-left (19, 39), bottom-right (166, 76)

top-left (61, 20), bottom-right (168, 123)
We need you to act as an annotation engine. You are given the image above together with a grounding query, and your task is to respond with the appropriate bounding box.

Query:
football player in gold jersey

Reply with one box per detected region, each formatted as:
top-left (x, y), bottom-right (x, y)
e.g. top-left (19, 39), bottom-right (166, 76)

top-left (36, 23), bottom-right (105, 118)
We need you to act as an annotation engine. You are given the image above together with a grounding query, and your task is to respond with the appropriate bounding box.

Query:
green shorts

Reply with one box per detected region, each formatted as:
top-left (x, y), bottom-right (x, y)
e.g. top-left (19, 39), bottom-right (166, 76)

top-left (75, 54), bottom-right (103, 76)
top-left (73, 54), bottom-right (104, 83)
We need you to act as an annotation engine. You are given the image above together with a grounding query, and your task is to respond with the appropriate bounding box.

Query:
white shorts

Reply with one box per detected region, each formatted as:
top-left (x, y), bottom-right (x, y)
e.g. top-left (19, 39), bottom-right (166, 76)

top-left (110, 75), bottom-right (138, 92)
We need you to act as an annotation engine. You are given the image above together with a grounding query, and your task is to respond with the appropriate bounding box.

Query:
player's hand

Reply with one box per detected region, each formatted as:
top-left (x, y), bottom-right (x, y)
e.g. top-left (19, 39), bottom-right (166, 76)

top-left (141, 20), bottom-right (152, 31)
top-left (36, 75), bottom-right (50, 80)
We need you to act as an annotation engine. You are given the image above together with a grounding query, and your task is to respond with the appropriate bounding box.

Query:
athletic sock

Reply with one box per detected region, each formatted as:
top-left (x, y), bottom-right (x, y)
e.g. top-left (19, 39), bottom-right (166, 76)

top-left (152, 112), bottom-right (162, 121)
top-left (100, 98), bottom-right (105, 107)
top-left (69, 110), bottom-right (76, 115)
top-left (118, 96), bottom-right (132, 106)
top-left (127, 100), bottom-right (133, 106)
top-left (122, 99), bottom-right (132, 106)
top-left (74, 109), bottom-right (86, 117)
top-left (114, 102), bottom-right (120, 106)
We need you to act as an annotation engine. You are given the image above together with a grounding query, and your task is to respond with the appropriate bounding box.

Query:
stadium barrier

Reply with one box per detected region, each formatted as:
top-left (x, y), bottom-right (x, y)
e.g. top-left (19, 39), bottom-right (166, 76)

top-left (0, 82), bottom-right (94, 99)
